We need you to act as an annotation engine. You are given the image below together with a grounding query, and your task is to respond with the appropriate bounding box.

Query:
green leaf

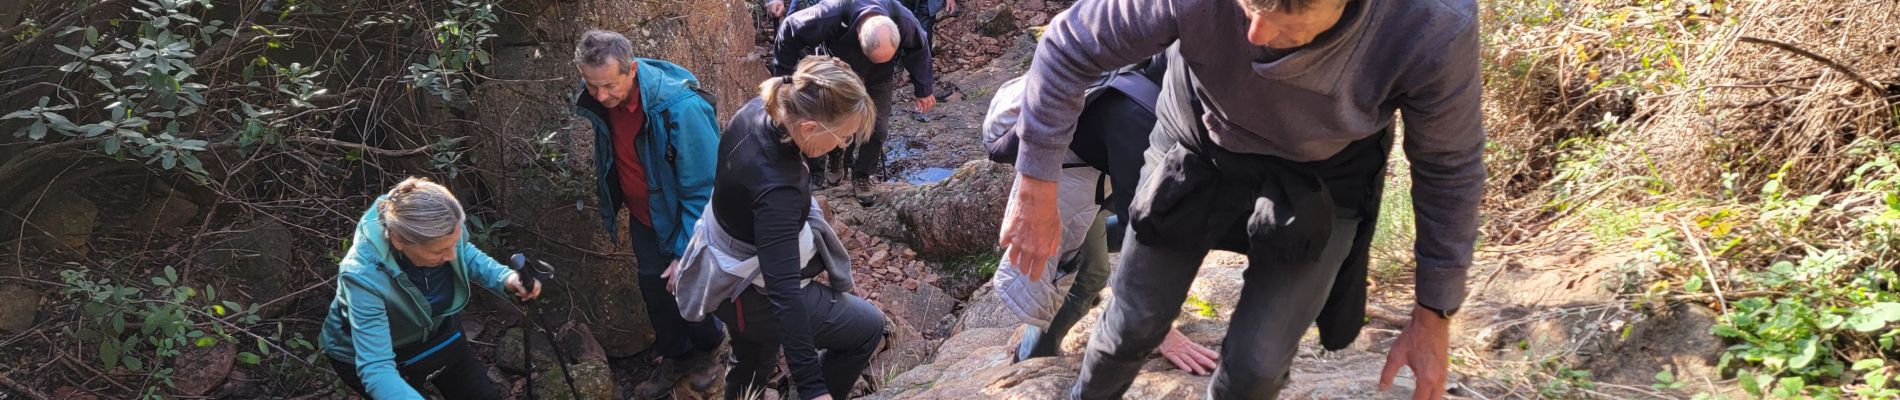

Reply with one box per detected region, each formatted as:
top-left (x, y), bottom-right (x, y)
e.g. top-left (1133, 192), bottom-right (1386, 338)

top-left (1655, 370), bottom-right (1676, 383)
top-left (1854, 359), bottom-right (1886, 371)
top-left (1789, 338), bottom-right (1817, 369)
top-left (1773, 376), bottom-right (1805, 398)
top-left (236, 352), bottom-right (260, 365)
top-left (194, 337), bottom-right (214, 348)
top-left (164, 266), bottom-right (177, 283)
top-left (213, 304), bottom-right (226, 316)
top-left (1685, 275), bottom-right (1704, 293)
top-left (123, 355), bottom-right (143, 371)
top-left (151, 276), bottom-right (169, 287)
top-left (256, 336), bottom-right (269, 355)
top-left (100, 341), bottom-right (121, 369)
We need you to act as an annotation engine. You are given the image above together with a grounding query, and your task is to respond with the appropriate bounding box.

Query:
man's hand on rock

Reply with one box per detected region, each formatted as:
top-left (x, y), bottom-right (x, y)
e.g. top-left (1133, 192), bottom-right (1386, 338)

top-left (1380, 305), bottom-right (1452, 400)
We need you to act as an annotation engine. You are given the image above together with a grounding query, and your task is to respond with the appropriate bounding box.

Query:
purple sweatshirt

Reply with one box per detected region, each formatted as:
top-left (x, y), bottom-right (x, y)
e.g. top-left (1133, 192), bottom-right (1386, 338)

top-left (1016, 0), bottom-right (1485, 311)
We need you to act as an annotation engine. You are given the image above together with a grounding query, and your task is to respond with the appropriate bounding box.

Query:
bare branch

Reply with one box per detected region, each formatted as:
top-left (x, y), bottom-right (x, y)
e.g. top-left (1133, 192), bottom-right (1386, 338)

top-left (1738, 36), bottom-right (1890, 99)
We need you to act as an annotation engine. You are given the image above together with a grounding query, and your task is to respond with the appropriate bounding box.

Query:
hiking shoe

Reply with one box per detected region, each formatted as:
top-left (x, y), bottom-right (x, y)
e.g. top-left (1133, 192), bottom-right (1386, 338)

top-left (634, 357), bottom-right (685, 399)
top-left (810, 171), bottom-right (828, 190)
top-left (682, 347), bottom-right (727, 392)
top-left (853, 177), bottom-right (876, 207)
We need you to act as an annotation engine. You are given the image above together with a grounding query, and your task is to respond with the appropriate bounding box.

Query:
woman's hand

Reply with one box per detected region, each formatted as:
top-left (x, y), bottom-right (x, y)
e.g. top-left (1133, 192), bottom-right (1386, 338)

top-left (505, 273), bottom-right (543, 301)
top-left (766, 0), bottom-right (786, 18)
top-left (661, 260), bottom-right (682, 294)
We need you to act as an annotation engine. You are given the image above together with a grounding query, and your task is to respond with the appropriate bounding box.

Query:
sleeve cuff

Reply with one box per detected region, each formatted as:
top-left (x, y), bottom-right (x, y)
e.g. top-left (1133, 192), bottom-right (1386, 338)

top-left (1013, 139), bottom-right (1067, 181)
top-left (1414, 265), bottom-right (1469, 312)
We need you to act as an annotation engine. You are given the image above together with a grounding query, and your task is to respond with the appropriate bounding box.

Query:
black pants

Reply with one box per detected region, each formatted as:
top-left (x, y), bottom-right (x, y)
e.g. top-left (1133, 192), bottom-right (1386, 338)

top-left (809, 79), bottom-right (896, 181)
top-left (630, 220), bottom-right (727, 359)
top-left (328, 324), bottom-right (501, 400)
top-left (1071, 45), bottom-right (1389, 399)
top-left (714, 283), bottom-right (885, 400)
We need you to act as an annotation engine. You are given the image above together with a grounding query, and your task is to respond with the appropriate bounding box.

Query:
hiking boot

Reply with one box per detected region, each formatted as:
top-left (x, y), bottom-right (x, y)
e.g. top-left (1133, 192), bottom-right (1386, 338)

top-left (853, 177), bottom-right (876, 207)
top-left (681, 347), bottom-right (727, 392)
top-left (810, 170), bottom-right (829, 190)
top-left (634, 357), bottom-right (686, 399)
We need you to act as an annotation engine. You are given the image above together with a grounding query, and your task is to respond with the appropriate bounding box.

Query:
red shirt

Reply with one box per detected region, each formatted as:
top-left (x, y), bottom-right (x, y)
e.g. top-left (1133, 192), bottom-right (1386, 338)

top-left (608, 81), bottom-right (653, 228)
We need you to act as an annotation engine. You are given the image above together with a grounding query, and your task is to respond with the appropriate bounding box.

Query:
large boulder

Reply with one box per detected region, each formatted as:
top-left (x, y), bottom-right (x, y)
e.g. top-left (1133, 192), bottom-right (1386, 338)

top-left (890, 160), bottom-right (1013, 260)
top-left (976, 5), bottom-right (1016, 38)
top-left (171, 343), bottom-right (235, 396)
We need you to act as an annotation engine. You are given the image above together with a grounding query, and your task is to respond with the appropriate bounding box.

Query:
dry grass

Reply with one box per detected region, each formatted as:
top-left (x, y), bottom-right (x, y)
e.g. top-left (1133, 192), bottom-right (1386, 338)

top-left (1481, 0), bottom-right (1900, 244)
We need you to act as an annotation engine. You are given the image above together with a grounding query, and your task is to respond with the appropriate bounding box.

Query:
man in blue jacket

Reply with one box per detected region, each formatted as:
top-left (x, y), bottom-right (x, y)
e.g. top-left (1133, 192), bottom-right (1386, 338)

top-left (572, 29), bottom-right (726, 399)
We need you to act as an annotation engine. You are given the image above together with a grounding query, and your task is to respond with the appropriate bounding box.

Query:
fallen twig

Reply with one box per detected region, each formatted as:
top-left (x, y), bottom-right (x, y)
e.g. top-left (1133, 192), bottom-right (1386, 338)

top-left (1737, 36), bottom-right (1889, 98)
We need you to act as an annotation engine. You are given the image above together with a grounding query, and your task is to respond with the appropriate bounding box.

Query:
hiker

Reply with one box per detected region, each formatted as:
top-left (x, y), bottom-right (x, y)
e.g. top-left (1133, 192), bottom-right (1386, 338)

top-left (319, 177), bottom-right (542, 400)
top-left (667, 56), bottom-right (888, 400)
top-left (773, 0), bottom-right (936, 205)
top-left (571, 29), bottom-right (728, 399)
top-left (997, 0), bottom-right (1485, 398)
top-left (769, 0), bottom-right (955, 33)
top-left (984, 55), bottom-right (1222, 375)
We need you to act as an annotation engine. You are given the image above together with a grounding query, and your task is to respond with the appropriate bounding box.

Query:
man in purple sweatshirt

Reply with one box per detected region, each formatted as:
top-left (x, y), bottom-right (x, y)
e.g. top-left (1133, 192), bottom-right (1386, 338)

top-left (994, 0), bottom-right (1483, 398)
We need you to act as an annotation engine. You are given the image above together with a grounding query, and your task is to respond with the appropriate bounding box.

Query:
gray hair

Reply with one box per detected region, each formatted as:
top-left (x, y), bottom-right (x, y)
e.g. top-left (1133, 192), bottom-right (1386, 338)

top-left (575, 29), bottom-right (634, 74)
top-left (379, 177), bottom-right (466, 245)
top-left (857, 16), bottom-right (898, 55)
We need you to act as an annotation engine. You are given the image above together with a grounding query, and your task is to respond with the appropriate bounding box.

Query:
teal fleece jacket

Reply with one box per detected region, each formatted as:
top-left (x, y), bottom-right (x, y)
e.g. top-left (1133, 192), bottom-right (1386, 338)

top-left (318, 196), bottom-right (517, 399)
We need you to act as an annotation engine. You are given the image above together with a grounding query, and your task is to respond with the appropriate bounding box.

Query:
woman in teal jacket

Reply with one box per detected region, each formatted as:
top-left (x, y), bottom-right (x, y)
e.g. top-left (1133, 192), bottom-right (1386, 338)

top-left (319, 177), bottom-right (541, 399)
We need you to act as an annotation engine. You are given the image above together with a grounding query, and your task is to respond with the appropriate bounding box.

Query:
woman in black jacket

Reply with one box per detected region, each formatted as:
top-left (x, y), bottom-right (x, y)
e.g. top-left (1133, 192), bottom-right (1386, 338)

top-left (675, 56), bottom-right (887, 400)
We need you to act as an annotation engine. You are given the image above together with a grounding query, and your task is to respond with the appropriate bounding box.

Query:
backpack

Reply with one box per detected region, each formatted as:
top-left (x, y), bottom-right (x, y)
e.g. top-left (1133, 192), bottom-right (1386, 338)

top-left (983, 57), bottom-right (1165, 168)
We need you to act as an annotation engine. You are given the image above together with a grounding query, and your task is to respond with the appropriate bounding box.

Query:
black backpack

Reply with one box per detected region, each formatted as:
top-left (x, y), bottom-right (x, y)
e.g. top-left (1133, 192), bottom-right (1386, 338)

top-left (984, 56), bottom-right (1165, 169)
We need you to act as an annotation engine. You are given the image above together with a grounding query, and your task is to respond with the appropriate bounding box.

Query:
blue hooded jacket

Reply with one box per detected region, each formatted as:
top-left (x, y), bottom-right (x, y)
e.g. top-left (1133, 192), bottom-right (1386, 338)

top-left (573, 58), bottom-right (721, 259)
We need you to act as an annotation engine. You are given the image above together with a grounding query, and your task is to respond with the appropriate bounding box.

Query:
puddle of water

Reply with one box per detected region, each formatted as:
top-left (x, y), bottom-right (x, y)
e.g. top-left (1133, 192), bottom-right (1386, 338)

top-left (904, 167), bottom-right (955, 185)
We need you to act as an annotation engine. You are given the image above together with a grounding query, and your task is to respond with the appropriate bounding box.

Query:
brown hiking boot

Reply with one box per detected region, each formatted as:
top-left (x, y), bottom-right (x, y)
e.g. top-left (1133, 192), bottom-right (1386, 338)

top-left (853, 177), bottom-right (876, 207)
top-left (681, 347), bottom-right (727, 392)
top-left (634, 357), bottom-right (685, 399)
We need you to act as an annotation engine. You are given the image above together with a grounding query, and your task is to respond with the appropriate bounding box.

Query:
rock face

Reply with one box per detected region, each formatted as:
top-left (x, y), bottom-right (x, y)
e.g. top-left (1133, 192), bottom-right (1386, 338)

top-left (0, 284), bottom-right (41, 333)
top-left (890, 160), bottom-right (1014, 260)
top-left (23, 189), bottom-right (97, 254)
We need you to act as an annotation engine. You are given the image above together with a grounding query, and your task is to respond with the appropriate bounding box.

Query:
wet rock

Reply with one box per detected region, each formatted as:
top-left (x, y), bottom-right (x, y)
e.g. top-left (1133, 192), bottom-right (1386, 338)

top-left (0, 283), bottom-right (40, 333)
top-left (890, 160), bottom-right (1013, 260)
top-left (24, 189), bottom-right (96, 254)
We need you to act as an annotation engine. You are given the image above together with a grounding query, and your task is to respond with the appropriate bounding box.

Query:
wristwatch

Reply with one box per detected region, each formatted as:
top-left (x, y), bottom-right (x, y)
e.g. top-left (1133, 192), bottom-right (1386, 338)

top-left (1420, 303), bottom-right (1458, 319)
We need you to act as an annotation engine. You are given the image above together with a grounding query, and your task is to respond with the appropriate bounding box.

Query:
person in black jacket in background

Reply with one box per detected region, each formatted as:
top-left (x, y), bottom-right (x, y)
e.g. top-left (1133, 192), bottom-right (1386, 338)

top-left (672, 56), bottom-right (888, 400)
top-left (771, 0), bottom-right (936, 206)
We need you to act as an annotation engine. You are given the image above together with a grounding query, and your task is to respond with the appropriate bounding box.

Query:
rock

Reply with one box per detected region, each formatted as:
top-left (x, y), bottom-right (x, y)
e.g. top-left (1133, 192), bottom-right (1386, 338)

top-left (126, 191), bottom-right (199, 235)
top-left (500, 322), bottom-right (611, 374)
top-left (0, 284), bottom-right (41, 333)
top-left (976, 5), bottom-right (1016, 38)
top-left (1027, 11), bottom-right (1049, 27)
top-left (1582, 303), bottom-right (1724, 389)
top-left (24, 189), bottom-right (97, 254)
top-left (876, 282), bottom-right (958, 338)
top-left (171, 343), bottom-right (235, 396)
top-left (533, 359), bottom-right (615, 400)
top-left (1022, 0), bottom-right (1044, 11)
top-left (890, 160), bottom-right (1013, 259)
top-left (203, 219), bottom-right (295, 308)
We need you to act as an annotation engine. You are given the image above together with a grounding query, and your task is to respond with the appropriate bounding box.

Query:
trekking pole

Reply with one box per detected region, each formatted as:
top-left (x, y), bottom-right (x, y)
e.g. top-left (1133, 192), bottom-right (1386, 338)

top-left (510, 253), bottom-right (582, 399)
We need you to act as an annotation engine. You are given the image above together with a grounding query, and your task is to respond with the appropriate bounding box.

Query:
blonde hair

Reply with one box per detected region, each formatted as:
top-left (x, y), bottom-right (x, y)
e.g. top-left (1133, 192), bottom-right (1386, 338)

top-left (379, 177), bottom-right (466, 245)
top-left (759, 56), bottom-right (877, 143)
